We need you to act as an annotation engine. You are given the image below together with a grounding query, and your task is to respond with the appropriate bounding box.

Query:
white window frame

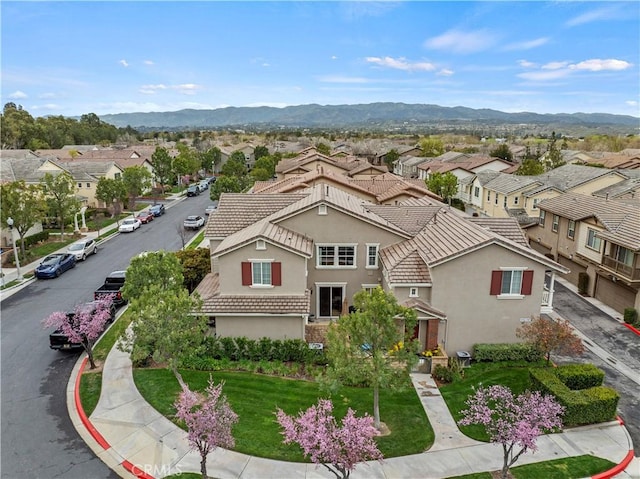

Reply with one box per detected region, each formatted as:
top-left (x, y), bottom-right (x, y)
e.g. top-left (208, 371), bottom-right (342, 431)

top-left (586, 229), bottom-right (602, 251)
top-left (539, 210), bottom-right (546, 226)
top-left (256, 239), bottom-right (266, 250)
top-left (366, 243), bottom-right (379, 269)
top-left (514, 196), bottom-right (519, 205)
top-left (533, 198), bottom-right (539, 209)
top-left (495, 193), bottom-right (499, 205)
top-left (316, 244), bottom-right (357, 269)
top-left (362, 284), bottom-right (379, 295)
top-left (552, 215), bottom-right (559, 233)
top-left (567, 220), bottom-right (575, 240)
top-left (251, 261), bottom-right (273, 287)
top-left (497, 267), bottom-right (526, 299)
top-left (474, 186), bottom-right (480, 198)
top-left (318, 204), bottom-right (327, 215)
top-left (409, 287), bottom-right (419, 297)
top-left (487, 191), bottom-right (491, 202)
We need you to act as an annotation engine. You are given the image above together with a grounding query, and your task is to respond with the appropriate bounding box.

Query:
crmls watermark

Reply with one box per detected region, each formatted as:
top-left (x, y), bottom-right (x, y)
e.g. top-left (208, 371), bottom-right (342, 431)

top-left (131, 464), bottom-right (182, 477)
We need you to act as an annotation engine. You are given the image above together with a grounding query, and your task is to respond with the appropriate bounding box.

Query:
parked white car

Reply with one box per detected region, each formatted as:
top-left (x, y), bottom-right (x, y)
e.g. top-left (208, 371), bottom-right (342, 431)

top-left (183, 215), bottom-right (205, 230)
top-left (118, 218), bottom-right (142, 233)
top-left (67, 238), bottom-right (98, 261)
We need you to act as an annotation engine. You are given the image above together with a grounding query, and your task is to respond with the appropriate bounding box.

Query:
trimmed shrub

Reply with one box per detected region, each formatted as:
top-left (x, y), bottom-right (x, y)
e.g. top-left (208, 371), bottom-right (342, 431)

top-left (432, 364), bottom-right (454, 383)
top-left (529, 365), bottom-right (619, 426)
top-left (554, 363), bottom-right (604, 389)
top-left (578, 272), bottom-right (589, 295)
top-left (623, 308), bottom-right (638, 325)
top-left (473, 343), bottom-right (543, 362)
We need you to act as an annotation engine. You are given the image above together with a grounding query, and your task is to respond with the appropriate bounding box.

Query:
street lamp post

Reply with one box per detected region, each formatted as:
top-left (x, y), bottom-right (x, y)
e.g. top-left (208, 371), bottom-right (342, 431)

top-left (6, 217), bottom-right (23, 281)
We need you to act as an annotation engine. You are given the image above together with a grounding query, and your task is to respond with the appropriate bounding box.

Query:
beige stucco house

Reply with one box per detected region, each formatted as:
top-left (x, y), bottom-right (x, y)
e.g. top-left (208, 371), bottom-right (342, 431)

top-left (195, 184), bottom-right (567, 355)
top-left (528, 193), bottom-right (640, 313)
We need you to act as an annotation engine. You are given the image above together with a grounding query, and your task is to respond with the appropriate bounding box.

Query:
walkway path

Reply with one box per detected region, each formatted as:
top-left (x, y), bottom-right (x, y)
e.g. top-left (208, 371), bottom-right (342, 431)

top-left (70, 344), bottom-right (636, 479)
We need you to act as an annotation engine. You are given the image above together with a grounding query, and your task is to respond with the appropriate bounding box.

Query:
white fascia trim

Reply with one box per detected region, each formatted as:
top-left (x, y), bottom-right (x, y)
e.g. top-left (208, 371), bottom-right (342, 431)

top-left (388, 283), bottom-right (433, 288)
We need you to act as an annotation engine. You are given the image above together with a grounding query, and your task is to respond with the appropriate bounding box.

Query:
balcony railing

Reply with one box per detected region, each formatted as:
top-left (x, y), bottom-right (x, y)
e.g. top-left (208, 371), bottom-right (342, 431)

top-left (602, 257), bottom-right (640, 281)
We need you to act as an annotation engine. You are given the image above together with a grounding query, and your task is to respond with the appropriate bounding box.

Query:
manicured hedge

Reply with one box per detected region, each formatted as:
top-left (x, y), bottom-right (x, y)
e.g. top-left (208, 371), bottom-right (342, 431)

top-left (529, 365), bottom-right (619, 426)
top-left (554, 363), bottom-right (605, 390)
top-left (472, 343), bottom-right (543, 362)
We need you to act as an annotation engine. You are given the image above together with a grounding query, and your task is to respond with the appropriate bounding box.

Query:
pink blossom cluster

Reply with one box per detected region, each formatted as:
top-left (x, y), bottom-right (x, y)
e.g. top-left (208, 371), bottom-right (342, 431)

top-left (174, 376), bottom-right (238, 458)
top-left (42, 299), bottom-right (113, 346)
top-left (459, 384), bottom-right (564, 454)
top-left (276, 399), bottom-right (383, 478)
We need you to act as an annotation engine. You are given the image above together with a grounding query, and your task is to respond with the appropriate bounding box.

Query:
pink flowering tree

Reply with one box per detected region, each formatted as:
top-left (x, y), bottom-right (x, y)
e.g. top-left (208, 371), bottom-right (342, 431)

top-left (458, 385), bottom-right (564, 479)
top-left (174, 376), bottom-right (238, 479)
top-left (42, 299), bottom-right (114, 369)
top-left (276, 399), bottom-right (383, 479)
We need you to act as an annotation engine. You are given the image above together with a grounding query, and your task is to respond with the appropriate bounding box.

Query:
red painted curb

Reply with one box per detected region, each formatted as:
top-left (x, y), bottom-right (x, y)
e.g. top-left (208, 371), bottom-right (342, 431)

top-left (622, 322), bottom-right (640, 336)
top-left (592, 450), bottom-right (635, 479)
top-left (75, 356), bottom-right (156, 479)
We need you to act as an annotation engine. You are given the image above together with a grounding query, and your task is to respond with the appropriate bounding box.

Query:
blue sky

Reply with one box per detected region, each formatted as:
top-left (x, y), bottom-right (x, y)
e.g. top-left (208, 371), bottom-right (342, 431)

top-left (2, 1), bottom-right (639, 118)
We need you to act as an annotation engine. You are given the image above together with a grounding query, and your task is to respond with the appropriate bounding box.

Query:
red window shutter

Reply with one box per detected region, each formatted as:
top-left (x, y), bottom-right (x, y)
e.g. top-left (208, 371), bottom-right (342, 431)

top-left (241, 262), bottom-right (252, 286)
top-left (272, 262), bottom-right (281, 286)
top-left (521, 270), bottom-right (534, 295)
top-left (490, 270), bottom-right (502, 295)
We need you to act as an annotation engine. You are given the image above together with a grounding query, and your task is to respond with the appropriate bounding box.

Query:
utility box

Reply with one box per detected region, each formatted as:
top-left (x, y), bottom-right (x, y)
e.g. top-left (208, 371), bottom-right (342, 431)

top-left (456, 351), bottom-right (471, 368)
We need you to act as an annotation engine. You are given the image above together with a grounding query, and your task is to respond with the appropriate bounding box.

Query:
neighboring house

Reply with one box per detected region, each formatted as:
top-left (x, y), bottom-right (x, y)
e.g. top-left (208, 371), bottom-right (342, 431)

top-left (195, 184), bottom-right (567, 355)
top-left (251, 169), bottom-right (440, 204)
top-left (0, 153), bottom-right (123, 208)
top-left (393, 155), bottom-right (427, 178)
top-left (274, 148), bottom-right (384, 180)
top-left (467, 165), bottom-right (630, 226)
top-left (528, 193), bottom-right (639, 313)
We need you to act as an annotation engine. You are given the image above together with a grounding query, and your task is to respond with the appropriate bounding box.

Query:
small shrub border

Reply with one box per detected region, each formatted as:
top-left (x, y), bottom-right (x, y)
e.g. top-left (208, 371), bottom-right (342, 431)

top-left (472, 343), bottom-right (543, 362)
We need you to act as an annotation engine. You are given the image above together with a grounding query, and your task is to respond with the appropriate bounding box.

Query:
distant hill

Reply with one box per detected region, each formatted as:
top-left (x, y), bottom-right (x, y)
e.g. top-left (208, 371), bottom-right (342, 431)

top-left (99, 102), bottom-right (640, 133)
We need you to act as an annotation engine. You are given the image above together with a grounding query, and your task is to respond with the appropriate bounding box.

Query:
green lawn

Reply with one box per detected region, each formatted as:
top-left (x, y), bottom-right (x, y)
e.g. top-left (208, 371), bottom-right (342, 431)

top-left (447, 455), bottom-right (615, 479)
top-left (439, 360), bottom-right (547, 441)
top-left (133, 368), bottom-right (433, 461)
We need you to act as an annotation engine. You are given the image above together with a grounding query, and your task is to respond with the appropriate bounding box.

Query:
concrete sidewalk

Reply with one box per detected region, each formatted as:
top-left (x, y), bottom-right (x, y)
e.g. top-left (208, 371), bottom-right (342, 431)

top-left (69, 343), bottom-right (637, 479)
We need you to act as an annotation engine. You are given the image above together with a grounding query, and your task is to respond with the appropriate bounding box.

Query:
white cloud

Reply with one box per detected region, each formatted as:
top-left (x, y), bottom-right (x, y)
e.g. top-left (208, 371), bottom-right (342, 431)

top-left (119, 59), bottom-right (129, 67)
top-left (31, 103), bottom-right (61, 111)
top-left (143, 60), bottom-right (154, 65)
top-left (139, 84), bottom-right (168, 94)
top-left (518, 60), bottom-right (537, 68)
top-left (542, 61), bottom-right (570, 70)
top-left (565, 6), bottom-right (625, 27)
top-left (38, 92), bottom-right (57, 99)
top-left (626, 100), bottom-right (638, 106)
top-left (518, 58), bottom-right (632, 82)
top-left (437, 69), bottom-right (454, 77)
top-left (424, 29), bottom-right (496, 54)
top-left (262, 62), bottom-right (270, 68)
top-left (503, 37), bottom-right (549, 51)
top-left (175, 84), bottom-right (199, 95)
top-left (8, 90), bottom-right (28, 99)
top-left (331, 56), bottom-right (338, 60)
top-left (569, 59), bottom-right (631, 72)
top-left (365, 56), bottom-right (436, 72)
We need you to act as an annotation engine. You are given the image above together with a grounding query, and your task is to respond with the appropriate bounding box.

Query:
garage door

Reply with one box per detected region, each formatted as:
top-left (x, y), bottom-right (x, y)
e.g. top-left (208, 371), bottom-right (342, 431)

top-left (595, 274), bottom-right (636, 313)
top-left (558, 255), bottom-right (587, 286)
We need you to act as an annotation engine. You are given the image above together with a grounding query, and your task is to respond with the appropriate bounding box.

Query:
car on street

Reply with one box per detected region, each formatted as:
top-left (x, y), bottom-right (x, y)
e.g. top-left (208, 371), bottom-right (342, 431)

top-left (183, 215), bottom-right (206, 230)
top-left (149, 204), bottom-right (166, 217)
top-left (199, 180), bottom-right (209, 191)
top-left (204, 202), bottom-right (218, 215)
top-left (186, 185), bottom-right (201, 197)
top-left (136, 210), bottom-right (154, 224)
top-left (35, 253), bottom-right (76, 279)
top-left (67, 238), bottom-right (98, 261)
top-left (118, 218), bottom-right (142, 233)
top-left (49, 301), bottom-right (116, 351)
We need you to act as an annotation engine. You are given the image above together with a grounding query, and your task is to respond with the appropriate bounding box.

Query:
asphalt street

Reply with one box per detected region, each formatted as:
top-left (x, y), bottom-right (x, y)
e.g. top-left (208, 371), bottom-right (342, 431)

top-left (552, 280), bottom-right (640, 456)
top-left (0, 193), bottom-right (211, 478)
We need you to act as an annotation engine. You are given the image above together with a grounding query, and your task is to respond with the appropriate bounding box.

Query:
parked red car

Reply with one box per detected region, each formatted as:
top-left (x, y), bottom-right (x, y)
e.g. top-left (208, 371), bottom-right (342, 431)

top-left (136, 211), bottom-right (155, 224)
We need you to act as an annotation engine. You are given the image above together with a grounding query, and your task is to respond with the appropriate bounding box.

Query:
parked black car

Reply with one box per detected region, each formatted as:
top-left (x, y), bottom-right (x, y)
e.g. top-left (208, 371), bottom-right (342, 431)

top-left (186, 185), bottom-right (200, 197)
top-left (49, 301), bottom-right (116, 351)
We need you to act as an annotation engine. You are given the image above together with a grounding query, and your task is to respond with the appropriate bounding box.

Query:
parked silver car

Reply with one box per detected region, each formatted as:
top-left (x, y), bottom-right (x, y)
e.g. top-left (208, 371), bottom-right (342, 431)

top-left (67, 238), bottom-right (98, 261)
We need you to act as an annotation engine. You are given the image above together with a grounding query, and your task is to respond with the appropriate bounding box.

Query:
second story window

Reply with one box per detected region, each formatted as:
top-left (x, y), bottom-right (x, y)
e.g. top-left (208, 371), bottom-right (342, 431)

top-left (552, 215), bottom-right (559, 233)
top-left (409, 287), bottom-right (419, 297)
top-left (539, 210), bottom-right (546, 226)
top-left (317, 244), bottom-right (356, 268)
top-left (514, 196), bottom-right (519, 205)
top-left (503, 196), bottom-right (507, 208)
top-left (494, 194), bottom-right (499, 206)
top-left (474, 186), bottom-right (480, 198)
top-left (241, 261), bottom-right (281, 287)
top-left (613, 245), bottom-right (633, 266)
top-left (487, 191), bottom-right (491, 202)
top-left (533, 198), bottom-right (539, 209)
top-left (586, 229), bottom-right (602, 251)
top-left (366, 244), bottom-right (379, 268)
top-left (567, 220), bottom-right (575, 239)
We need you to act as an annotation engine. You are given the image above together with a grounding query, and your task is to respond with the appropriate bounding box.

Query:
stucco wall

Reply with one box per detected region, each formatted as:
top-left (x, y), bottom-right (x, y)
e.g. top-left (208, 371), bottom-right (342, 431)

top-left (429, 243), bottom-right (547, 354)
top-left (216, 315), bottom-right (305, 340)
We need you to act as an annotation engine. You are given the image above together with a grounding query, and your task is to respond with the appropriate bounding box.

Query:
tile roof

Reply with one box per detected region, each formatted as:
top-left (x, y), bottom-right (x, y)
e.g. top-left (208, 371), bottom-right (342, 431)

top-left (195, 273), bottom-right (311, 315)
top-left (592, 178), bottom-right (640, 200)
top-left (366, 203), bottom-right (444, 235)
top-left (483, 173), bottom-right (541, 194)
top-left (381, 250), bottom-right (432, 284)
top-left (213, 220), bottom-right (314, 257)
top-left (205, 193), bottom-right (308, 238)
top-left (537, 193), bottom-right (640, 250)
top-left (524, 164), bottom-right (625, 195)
top-left (401, 298), bottom-right (446, 318)
top-left (468, 217), bottom-right (530, 246)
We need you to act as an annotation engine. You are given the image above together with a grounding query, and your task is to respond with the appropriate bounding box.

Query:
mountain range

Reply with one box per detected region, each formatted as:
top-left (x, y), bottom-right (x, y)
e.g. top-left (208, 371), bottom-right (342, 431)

top-left (99, 102), bottom-right (640, 134)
